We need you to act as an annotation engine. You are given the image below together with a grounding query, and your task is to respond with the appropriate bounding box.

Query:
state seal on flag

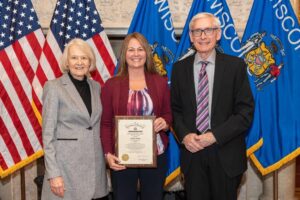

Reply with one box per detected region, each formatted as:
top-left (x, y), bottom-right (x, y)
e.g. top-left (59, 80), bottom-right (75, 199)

top-left (242, 32), bottom-right (285, 90)
top-left (151, 42), bottom-right (175, 76)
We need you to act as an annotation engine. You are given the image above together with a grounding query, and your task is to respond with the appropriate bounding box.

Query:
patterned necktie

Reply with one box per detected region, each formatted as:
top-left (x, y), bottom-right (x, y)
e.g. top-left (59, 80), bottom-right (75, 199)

top-left (196, 61), bottom-right (209, 133)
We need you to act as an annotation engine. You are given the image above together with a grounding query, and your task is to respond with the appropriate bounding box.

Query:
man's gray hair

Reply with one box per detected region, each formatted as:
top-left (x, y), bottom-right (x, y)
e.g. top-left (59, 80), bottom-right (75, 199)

top-left (189, 12), bottom-right (221, 30)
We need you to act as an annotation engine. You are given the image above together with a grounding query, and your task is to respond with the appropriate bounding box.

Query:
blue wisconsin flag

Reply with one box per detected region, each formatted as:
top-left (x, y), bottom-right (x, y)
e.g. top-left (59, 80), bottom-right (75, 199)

top-left (175, 0), bottom-right (242, 60)
top-left (241, 0), bottom-right (300, 175)
top-left (128, 0), bottom-right (180, 186)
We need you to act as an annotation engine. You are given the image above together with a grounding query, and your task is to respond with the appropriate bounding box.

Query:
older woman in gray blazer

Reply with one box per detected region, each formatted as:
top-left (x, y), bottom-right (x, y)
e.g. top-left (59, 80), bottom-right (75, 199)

top-left (41, 38), bottom-right (108, 200)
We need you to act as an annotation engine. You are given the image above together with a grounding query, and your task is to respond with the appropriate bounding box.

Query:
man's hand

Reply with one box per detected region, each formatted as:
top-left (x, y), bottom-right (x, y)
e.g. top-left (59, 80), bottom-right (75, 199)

top-left (196, 131), bottom-right (216, 148)
top-left (182, 133), bottom-right (204, 153)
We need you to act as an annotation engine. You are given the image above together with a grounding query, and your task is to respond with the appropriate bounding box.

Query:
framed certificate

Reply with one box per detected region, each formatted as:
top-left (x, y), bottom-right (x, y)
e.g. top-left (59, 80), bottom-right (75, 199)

top-left (115, 116), bottom-right (157, 168)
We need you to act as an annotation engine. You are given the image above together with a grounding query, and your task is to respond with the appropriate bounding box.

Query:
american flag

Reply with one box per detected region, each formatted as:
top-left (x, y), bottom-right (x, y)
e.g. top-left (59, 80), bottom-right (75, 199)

top-left (32, 0), bottom-right (117, 120)
top-left (0, 0), bottom-right (44, 177)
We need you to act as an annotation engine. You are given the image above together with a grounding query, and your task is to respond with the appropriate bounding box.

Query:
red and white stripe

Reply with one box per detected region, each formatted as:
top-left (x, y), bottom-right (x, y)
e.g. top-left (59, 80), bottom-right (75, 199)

top-left (88, 32), bottom-right (117, 85)
top-left (31, 31), bottom-right (63, 118)
top-left (0, 29), bottom-right (44, 177)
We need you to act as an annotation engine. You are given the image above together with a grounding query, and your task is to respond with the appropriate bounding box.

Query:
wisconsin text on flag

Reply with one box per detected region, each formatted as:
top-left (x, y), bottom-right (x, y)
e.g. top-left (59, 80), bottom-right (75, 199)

top-left (32, 0), bottom-right (117, 124)
top-left (0, 0), bottom-right (44, 178)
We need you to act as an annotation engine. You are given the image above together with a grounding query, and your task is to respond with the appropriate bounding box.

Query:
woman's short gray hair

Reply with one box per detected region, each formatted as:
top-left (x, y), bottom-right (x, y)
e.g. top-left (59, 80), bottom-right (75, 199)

top-left (60, 38), bottom-right (96, 75)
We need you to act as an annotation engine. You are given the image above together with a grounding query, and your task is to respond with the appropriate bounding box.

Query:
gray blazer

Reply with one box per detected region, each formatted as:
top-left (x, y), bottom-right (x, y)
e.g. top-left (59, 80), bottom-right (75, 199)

top-left (41, 73), bottom-right (108, 200)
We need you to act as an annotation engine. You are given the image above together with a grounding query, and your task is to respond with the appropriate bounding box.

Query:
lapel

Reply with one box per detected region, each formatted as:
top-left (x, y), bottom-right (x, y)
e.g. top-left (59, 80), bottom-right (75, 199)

top-left (60, 73), bottom-right (90, 120)
top-left (117, 76), bottom-right (130, 115)
top-left (185, 55), bottom-right (197, 111)
top-left (87, 78), bottom-right (99, 124)
top-left (211, 51), bottom-right (225, 117)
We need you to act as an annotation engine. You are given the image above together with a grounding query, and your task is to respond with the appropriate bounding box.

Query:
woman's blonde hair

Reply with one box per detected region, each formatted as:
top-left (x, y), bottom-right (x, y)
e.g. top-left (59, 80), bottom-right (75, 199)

top-left (60, 38), bottom-right (96, 76)
top-left (117, 32), bottom-right (157, 76)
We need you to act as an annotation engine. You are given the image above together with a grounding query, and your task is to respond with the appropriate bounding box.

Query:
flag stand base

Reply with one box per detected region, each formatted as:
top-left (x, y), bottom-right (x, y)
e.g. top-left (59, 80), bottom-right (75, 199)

top-left (21, 168), bottom-right (26, 200)
top-left (273, 170), bottom-right (278, 200)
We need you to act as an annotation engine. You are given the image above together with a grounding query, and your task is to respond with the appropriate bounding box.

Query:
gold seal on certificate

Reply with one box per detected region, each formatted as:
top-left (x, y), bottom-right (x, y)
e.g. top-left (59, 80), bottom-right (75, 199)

top-left (115, 116), bottom-right (157, 168)
top-left (121, 154), bottom-right (129, 161)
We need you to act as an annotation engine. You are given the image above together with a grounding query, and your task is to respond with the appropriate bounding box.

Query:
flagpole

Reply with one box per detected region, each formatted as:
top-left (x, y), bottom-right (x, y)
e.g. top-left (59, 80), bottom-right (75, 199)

top-left (273, 170), bottom-right (278, 200)
top-left (21, 167), bottom-right (26, 200)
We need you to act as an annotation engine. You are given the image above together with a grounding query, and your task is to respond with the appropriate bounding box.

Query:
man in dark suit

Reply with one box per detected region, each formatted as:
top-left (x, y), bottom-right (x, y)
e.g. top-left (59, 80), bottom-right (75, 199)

top-left (171, 12), bottom-right (254, 200)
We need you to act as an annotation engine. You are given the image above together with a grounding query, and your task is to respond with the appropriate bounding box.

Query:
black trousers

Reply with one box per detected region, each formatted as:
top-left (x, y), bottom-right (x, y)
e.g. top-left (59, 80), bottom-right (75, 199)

top-left (111, 152), bottom-right (167, 200)
top-left (184, 145), bottom-right (242, 200)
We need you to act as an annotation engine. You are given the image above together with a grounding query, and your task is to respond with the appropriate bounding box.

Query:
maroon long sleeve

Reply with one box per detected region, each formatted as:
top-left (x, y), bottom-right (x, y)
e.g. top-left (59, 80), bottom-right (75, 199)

top-left (100, 73), bottom-right (172, 154)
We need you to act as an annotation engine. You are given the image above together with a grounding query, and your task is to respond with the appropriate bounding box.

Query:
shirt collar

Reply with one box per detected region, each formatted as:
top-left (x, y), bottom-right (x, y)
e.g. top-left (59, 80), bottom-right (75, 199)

top-left (194, 49), bottom-right (216, 65)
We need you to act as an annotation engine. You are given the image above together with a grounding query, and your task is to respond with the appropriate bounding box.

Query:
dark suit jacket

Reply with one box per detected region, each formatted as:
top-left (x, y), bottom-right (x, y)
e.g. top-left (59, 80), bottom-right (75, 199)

top-left (171, 51), bottom-right (254, 178)
top-left (100, 73), bottom-right (172, 155)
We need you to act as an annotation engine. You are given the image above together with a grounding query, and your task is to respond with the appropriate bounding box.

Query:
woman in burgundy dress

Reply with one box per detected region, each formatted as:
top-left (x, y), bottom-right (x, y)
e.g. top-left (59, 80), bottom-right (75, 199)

top-left (100, 32), bottom-right (172, 200)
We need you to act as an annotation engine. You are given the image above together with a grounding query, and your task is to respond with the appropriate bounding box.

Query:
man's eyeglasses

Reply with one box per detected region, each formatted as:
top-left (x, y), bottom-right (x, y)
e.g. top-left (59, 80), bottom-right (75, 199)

top-left (190, 28), bottom-right (219, 37)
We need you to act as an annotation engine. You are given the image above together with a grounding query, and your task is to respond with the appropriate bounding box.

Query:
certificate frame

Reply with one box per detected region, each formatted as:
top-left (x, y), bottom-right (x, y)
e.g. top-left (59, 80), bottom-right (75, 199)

top-left (115, 115), bottom-right (157, 168)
